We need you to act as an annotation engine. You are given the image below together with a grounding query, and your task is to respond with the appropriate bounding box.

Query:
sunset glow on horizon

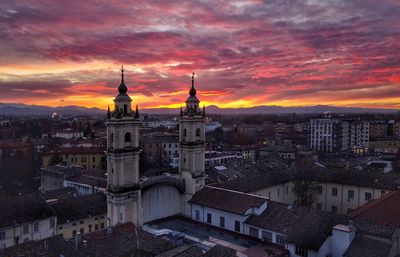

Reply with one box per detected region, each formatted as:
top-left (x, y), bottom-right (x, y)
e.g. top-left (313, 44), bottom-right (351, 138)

top-left (1, 0), bottom-right (400, 110)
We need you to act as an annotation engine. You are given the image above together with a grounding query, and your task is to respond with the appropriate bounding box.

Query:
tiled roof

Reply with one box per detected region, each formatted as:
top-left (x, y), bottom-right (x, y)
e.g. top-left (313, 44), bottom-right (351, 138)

top-left (212, 163), bottom-right (400, 193)
top-left (50, 193), bottom-right (107, 224)
top-left (66, 174), bottom-right (107, 188)
top-left (76, 222), bottom-right (177, 257)
top-left (44, 147), bottom-right (105, 155)
top-left (189, 186), bottom-right (267, 215)
top-left (344, 234), bottom-right (392, 257)
top-left (0, 192), bottom-right (56, 228)
top-left (155, 245), bottom-right (203, 257)
top-left (349, 190), bottom-right (400, 226)
top-left (204, 245), bottom-right (237, 257)
top-left (245, 201), bottom-right (396, 250)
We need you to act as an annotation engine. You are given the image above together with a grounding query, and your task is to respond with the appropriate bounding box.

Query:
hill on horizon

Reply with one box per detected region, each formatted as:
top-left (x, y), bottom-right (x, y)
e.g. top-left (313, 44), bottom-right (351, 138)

top-left (0, 103), bottom-right (398, 116)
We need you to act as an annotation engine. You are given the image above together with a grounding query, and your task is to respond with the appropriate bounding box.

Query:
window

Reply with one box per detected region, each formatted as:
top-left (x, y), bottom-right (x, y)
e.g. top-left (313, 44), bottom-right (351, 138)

top-left (295, 245), bottom-right (308, 257)
top-left (249, 227), bottom-right (259, 238)
top-left (88, 225), bottom-right (92, 233)
top-left (331, 205), bottom-right (338, 213)
top-left (80, 221), bottom-right (84, 224)
top-left (23, 225), bottom-right (29, 234)
top-left (34, 222), bottom-right (38, 232)
top-left (95, 224), bottom-right (99, 231)
top-left (101, 223), bottom-right (105, 229)
top-left (125, 132), bottom-right (132, 142)
top-left (72, 230), bottom-right (77, 236)
top-left (332, 187), bottom-right (338, 196)
top-left (58, 226), bottom-right (63, 230)
top-left (195, 210), bottom-right (200, 221)
top-left (365, 192), bottom-right (372, 201)
top-left (0, 231), bottom-right (5, 240)
top-left (348, 190), bottom-right (354, 199)
top-left (276, 235), bottom-right (286, 245)
top-left (234, 220), bottom-right (240, 232)
top-left (183, 129), bottom-right (187, 137)
top-left (196, 128), bottom-right (201, 137)
top-left (80, 228), bottom-right (84, 234)
top-left (277, 188), bottom-right (280, 197)
top-left (120, 213), bottom-right (123, 221)
top-left (348, 208), bottom-right (353, 214)
top-left (81, 157), bottom-right (86, 162)
top-left (381, 191), bottom-right (386, 197)
top-left (92, 157), bottom-right (96, 162)
top-left (207, 213), bottom-right (212, 224)
top-left (316, 203), bottom-right (322, 210)
top-left (262, 231), bottom-right (272, 242)
top-left (316, 185), bottom-right (322, 194)
top-left (219, 216), bottom-right (225, 228)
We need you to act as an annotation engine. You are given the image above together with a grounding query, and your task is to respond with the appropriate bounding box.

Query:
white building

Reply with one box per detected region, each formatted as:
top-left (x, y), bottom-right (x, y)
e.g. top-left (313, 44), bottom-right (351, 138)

top-left (310, 115), bottom-right (370, 153)
top-left (0, 193), bottom-right (57, 249)
top-left (189, 186), bottom-right (399, 257)
top-left (55, 129), bottom-right (84, 139)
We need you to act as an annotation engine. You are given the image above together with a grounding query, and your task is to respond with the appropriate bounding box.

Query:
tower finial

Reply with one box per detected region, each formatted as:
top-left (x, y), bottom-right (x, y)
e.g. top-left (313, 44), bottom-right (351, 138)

top-left (134, 104), bottom-right (139, 119)
top-left (118, 65), bottom-right (127, 94)
top-left (107, 105), bottom-right (111, 119)
top-left (189, 72), bottom-right (196, 97)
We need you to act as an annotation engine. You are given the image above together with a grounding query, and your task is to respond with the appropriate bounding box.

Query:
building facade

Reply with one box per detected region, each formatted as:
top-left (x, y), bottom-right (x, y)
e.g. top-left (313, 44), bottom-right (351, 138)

top-left (106, 67), bottom-right (141, 226)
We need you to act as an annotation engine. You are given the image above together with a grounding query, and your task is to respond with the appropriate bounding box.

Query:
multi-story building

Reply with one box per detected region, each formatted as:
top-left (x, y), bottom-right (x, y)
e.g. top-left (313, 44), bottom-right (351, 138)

top-left (49, 193), bottom-right (107, 239)
top-left (40, 164), bottom-right (106, 195)
top-left (189, 186), bottom-right (400, 257)
top-left (310, 115), bottom-right (370, 153)
top-left (310, 116), bottom-right (342, 152)
top-left (42, 147), bottom-right (106, 170)
top-left (55, 129), bottom-right (84, 139)
top-left (141, 135), bottom-right (179, 167)
top-left (213, 163), bottom-right (400, 215)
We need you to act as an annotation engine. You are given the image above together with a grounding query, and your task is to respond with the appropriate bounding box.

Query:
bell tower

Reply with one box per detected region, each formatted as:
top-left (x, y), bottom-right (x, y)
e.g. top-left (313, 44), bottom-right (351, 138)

top-left (179, 72), bottom-right (206, 215)
top-left (106, 66), bottom-right (142, 226)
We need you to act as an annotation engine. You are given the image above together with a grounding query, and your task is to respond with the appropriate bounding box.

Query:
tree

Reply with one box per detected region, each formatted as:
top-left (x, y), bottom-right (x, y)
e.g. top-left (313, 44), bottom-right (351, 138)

top-left (293, 165), bottom-right (318, 207)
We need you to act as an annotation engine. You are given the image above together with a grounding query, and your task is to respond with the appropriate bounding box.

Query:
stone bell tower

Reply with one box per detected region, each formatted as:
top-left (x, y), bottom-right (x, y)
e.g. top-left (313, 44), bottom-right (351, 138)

top-left (106, 66), bottom-right (142, 226)
top-left (179, 72), bottom-right (206, 215)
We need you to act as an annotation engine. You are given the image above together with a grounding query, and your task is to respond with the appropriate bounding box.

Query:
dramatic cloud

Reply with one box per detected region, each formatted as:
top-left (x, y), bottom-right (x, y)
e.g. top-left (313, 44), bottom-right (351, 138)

top-left (0, 0), bottom-right (399, 109)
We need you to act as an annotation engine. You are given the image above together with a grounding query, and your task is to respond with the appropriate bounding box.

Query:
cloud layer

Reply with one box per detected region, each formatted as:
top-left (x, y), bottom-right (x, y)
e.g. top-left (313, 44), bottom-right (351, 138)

top-left (0, 0), bottom-right (399, 109)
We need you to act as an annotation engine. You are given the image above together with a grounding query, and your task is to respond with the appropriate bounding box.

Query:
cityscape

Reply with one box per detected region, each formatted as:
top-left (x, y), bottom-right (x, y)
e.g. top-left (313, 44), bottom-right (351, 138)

top-left (1, 1), bottom-right (400, 257)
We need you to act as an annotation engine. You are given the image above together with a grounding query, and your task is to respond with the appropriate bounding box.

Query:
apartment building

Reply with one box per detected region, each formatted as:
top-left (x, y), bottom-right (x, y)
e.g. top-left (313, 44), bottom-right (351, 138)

top-left (42, 147), bottom-right (106, 170)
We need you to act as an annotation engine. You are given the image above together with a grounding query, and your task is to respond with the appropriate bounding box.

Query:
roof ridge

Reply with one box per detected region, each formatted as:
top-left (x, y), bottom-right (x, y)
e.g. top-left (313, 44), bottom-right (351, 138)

top-left (349, 190), bottom-right (399, 217)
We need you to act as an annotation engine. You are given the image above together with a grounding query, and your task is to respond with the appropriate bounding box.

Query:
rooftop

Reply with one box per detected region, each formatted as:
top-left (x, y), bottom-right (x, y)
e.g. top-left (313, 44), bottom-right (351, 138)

top-left (49, 193), bottom-right (107, 224)
top-left (189, 186), bottom-right (267, 215)
top-left (0, 192), bottom-right (56, 228)
top-left (349, 190), bottom-right (400, 227)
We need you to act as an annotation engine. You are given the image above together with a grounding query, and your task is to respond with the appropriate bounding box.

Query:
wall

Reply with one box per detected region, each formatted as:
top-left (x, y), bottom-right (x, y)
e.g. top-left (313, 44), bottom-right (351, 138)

top-left (57, 215), bottom-right (106, 239)
top-left (141, 184), bottom-right (182, 224)
top-left (0, 217), bottom-right (56, 249)
top-left (191, 203), bottom-right (248, 234)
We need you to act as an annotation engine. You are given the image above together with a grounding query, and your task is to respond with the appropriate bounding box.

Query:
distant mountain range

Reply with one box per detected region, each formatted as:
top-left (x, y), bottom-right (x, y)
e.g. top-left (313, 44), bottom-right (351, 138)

top-left (0, 103), bottom-right (398, 116)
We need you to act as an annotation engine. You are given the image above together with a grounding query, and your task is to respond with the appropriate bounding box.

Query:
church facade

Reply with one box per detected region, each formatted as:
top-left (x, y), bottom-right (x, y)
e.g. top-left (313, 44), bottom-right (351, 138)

top-left (106, 68), bottom-right (206, 226)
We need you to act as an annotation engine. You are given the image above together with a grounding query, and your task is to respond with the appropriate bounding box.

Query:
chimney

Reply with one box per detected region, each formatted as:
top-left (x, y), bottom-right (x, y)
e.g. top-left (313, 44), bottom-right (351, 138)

top-left (330, 221), bottom-right (356, 257)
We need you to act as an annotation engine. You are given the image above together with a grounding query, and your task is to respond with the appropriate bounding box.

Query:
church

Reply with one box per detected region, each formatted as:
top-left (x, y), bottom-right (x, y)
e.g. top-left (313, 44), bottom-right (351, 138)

top-left (105, 67), bottom-right (206, 226)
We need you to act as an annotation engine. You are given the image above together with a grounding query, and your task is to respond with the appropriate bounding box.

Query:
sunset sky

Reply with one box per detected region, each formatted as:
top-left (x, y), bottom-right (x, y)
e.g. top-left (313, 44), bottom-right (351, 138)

top-left (0, 0), bottom-right (399, 110)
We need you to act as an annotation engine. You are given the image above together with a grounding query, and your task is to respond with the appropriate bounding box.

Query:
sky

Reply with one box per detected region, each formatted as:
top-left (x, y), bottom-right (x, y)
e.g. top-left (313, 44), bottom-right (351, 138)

top-left (0, 0), bottom-right (400, 110)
